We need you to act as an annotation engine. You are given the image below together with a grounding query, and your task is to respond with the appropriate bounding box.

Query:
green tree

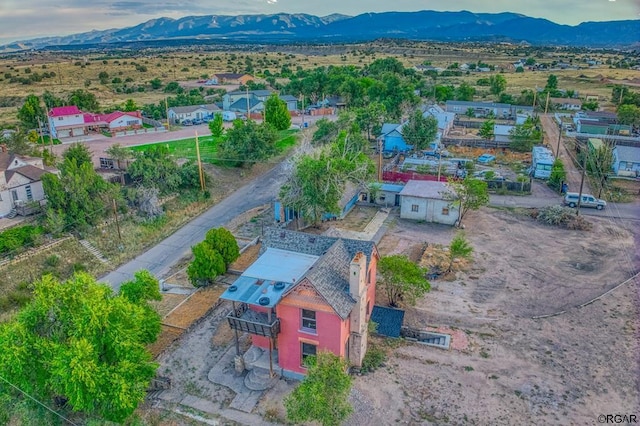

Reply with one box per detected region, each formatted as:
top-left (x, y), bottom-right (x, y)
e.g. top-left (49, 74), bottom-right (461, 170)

top-left (545, 74), bottom-right (558, 91)
top-left (617, 104), bottom-right (640, 126)
top-left (128, 145), bottom-right (200, 194)
top-left (548, 158), bottom-right (567, 191)
top-left (465, 107), bottom-right (475, 118)
top-left (443, 177), bottom-right (490, 226)
top-left (525, 57), bottom-right (536, 66)
top-left (122, 98), bottom-right (138, 112)
top-left (509, 117), bottom-right (542, 152)
top-left (447, 232), bottom-right (473, 273)
top-left (67, 89), bottom-right (99, 111)
top-left (17, 94), bottom-right (44, 129)
top-left (378, 255), bottom-right (430, 307)
top-left (217, 120), bottom-right (278, 167)
top-left (582, 100), bottom-right (599, 111)
top-left (455, 82), bottom-right (476, 101)
top-left (401, 110), bottom-right (438, 151)
top-left (208, 113), bottom-right (224, 137)
top-left (354, 102), bottom-right (386, 141)
top-left (0, 271), bottom-right (161, 423)
top-left (149, 78), bottom-right (163, 90)
top-left (434, 84), bottom-right (455, 102)
top-left (489, 74), bottom-right (507, 96)
top-left (202, 227), bottom-right (240, 266)
top-left (187, 241), bottom-right (226, 286)
top-left (3, 130), bottom-right (32, 155)
top-left (264, 92), bottom-right (291, 131)
top-left (312, 118), bottom-right (340, 146)
top-left (284, 352), bottom-right (353, 426)
top-left (98, 71), bottom-right (109, 84)
top-left (478, 120), bottom-right (495, 140)
top-left (63, 143), bottom-right (93, 168)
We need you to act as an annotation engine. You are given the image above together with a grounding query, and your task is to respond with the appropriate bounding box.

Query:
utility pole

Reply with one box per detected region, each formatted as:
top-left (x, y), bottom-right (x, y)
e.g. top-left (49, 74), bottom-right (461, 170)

top-left (576, 151), bottom-right (587, 216)
top-left (555, 122), bottom-right (562, 157)
top-left (532, 90), bottom-right (537, 110)
top-left (112, 199), bottom-right (122, 243)
top-left (378, 139), bottom-right (383, 182)
top-left (165, 97), bottom-right (170, 131)
top-left (544, 92), bottom-right (550, 114)
top-left (246, 87), bottom-right (250, 121)
top-left (195, 131), bottom-right (205, 191)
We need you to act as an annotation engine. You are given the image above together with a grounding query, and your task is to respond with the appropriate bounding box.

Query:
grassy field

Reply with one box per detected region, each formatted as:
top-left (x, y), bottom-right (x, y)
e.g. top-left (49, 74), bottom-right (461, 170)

top-left (129, 129), bottom-right (298, 164)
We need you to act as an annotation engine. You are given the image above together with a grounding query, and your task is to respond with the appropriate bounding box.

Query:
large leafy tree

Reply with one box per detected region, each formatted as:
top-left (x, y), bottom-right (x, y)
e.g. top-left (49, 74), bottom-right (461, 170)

top-left (354, 102), bottom-right (386, 141)
top-left (264, 93), bottom-right (291, 131)
top-left (455, 82), bottom-right (476, 101)
top-left (281, 125), bottom-right (374, 226)
top-left (0, 271), bottom-right (161, 423)
top-left (402, 110), bottom-right (438, 151)
top-left (17, 94), bottom-right (45, 130)
top-left (67, 89), bottom-right (99, 112)
top-left (63, 143), bottom-right (93, 168)
top-left (285, 352), bottom-right (353, 426)
top-left (617, 104), bottom-right (640, 127)
top-left (378, 255), bottom-right (430, 307)
top-left (127, 145), bottom-right (201, 194)
top-left (217, 120), bottom-right (278, 167)
top-left (443, 177), bottom-right (490, 226)
top-left (208, 113), bottom-right (224, 137)
top-left (545, 74), bottom-right (558, 91)
top-left (42, 149), bottom-right (119, 231)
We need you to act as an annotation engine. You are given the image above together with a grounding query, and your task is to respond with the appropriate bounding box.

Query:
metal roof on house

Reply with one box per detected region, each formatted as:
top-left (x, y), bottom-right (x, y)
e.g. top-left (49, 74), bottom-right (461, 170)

top-left (229, 97), bottom-right (262, 111)
top-left (279, 95), bottom-right (298, 102)
top-left (220, 247), bottom-right (319, 308)
top-left (380, 123), bottom-right (400, 137)
top-left (399, 180), bottom-right (452, 200)
top-left (227, 89), bottom-right (273, 97)
top-left (380, 183), bottom-right (405, 193)
top-left (169, 104), bottom-right (220, 114)
top-left (614, 145), bottom-right (640, 163)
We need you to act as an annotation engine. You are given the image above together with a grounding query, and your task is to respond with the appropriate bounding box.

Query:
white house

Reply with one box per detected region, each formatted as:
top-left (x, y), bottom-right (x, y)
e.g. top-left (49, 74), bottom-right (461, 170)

top-left (48, 106), bottom-right (86, 138)
top-left (0, 146), bottom-right (55, 217)
top-left (422, 104), bottom-right (455, 137)
top-left (550, 97), bottom-right (582, 111)
top-left (168, 104), bottom-right (220, 124)
top-left (399, 180), bottom-right (459, 226)
top-left (494, 124), bottom-right (515, 144)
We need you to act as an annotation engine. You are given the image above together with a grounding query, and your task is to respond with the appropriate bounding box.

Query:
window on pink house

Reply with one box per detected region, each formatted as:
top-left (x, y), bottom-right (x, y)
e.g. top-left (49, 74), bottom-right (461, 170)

top-left (301, 342), bottom-right (317, 367)
top-left (301, 309), bottom-right (317, 332)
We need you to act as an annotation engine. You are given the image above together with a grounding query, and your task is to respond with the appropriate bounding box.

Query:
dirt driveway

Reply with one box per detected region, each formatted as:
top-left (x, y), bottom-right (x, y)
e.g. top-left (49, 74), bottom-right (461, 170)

top-left (349, 208), bottom-right (639, 425)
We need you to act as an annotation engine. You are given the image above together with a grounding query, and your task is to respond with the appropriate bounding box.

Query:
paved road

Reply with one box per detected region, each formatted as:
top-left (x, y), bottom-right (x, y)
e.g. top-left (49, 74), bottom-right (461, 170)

top-left (100, 160), bottom-right (290, 291)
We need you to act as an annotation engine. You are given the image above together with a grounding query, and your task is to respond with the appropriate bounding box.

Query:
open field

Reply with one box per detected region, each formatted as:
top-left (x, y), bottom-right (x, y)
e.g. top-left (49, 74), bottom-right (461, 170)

top-left (1, 41), bottom-right (637, 126)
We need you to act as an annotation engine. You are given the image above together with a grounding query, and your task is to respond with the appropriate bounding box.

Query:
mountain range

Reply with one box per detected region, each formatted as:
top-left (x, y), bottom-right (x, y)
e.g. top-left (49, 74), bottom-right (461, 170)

top-left (3, 10), bottom-right (638, 52)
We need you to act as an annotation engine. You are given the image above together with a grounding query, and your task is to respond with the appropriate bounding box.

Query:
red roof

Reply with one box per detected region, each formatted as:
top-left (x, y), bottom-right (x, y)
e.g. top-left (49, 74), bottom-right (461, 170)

top-left (82, 111), bottom-right (141, 124)
top-left (49, 106), bottom-right (82, 117)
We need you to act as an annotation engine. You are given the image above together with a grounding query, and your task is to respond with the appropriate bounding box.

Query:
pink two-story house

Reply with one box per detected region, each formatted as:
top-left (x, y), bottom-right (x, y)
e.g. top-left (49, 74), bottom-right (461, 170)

top-left (221, 228), bottom-right (379, 379)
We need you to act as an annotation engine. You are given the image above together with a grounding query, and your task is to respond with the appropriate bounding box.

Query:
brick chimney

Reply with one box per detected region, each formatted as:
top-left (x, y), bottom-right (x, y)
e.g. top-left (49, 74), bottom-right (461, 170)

top-left (348, 251), bottom-right (368, 368)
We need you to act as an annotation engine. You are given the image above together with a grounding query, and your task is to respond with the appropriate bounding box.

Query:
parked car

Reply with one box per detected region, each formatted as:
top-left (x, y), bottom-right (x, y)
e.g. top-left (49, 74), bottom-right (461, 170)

top-left (191, 118), bottom-right (203, 125)
top-left (477, 153), bottom-right (496, 164)
top-left (563, 193), bottom-right (606, 210)
top-left (472, 169), bottom-right (504, 181)
top-left (181, 119), bottom-right (193, 126)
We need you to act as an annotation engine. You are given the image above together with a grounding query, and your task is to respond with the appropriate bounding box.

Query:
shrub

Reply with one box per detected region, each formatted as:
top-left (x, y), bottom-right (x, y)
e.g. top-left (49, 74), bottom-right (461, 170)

top-left (537, 205), bottom-right (572, 226)
top-left (360, 343), bottom-right (386, 373)
top-left (0, 225), bottom-right (44, 256)
top-left (44, 255), bottom-right (60, 267)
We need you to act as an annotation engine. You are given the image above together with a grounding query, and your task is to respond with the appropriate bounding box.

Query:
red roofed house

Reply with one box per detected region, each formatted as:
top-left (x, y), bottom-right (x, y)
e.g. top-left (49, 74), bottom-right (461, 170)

top-left (0, 144), bottom-right (57, 217)
top-left (49, 106), bottom-right (143, 138)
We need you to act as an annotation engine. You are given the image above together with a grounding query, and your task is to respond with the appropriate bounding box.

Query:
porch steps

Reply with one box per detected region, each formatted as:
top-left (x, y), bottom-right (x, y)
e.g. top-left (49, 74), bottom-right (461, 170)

top-left (244, 367), bottom-right (278, 391)
top-left (416, 332), bottom-right (451, 350)
top-left (6, 209), bottom-right (17, 219)
top-left (79, 239), bottom-right (112, 266)
top-left (242, 346), bottom-right (263, 370)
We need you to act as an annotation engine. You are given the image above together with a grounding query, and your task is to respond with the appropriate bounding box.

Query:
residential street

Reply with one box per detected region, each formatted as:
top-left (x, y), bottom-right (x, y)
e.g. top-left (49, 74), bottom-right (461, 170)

top-left (100, 159), bottom-right (290, 291)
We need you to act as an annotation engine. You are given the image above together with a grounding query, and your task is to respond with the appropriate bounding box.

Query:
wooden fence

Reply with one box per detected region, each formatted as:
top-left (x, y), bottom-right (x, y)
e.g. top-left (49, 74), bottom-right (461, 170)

top-left (442, 137), bottom-right (512, 148)
top-left (383, 170), bottom-right (450, 184)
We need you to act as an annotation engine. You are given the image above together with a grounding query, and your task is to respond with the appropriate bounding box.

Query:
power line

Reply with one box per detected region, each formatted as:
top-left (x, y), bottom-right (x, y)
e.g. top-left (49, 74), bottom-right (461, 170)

top-left (0, 374), bottom-right (79, 426)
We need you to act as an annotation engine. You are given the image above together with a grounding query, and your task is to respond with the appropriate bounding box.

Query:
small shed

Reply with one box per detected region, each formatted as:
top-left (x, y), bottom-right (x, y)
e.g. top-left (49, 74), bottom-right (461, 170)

top-left (399, 180), bottom-right (458, 226)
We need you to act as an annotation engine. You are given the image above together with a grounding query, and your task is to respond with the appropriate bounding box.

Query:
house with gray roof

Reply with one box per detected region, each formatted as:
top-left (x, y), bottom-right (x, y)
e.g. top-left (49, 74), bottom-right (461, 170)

top-left (399, 180), bottom-right (459, 225)
top-left (167, 104), bottom-right (220, 124)
top-left (220, 227), bottom-right (379, 379)
top-left (612, 145), bottom-right (640, 177)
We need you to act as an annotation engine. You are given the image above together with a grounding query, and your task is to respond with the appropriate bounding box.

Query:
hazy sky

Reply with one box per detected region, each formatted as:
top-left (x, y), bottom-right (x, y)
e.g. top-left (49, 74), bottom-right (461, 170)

top-left (0, 0), bottom-right (637, 43)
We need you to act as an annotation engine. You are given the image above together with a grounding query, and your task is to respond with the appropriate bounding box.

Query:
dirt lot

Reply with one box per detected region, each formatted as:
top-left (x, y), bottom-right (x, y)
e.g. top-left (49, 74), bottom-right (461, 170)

top-left (346, 208), bottom-right (639, 425)
top-left (146, 205), bottom-right (638, 425)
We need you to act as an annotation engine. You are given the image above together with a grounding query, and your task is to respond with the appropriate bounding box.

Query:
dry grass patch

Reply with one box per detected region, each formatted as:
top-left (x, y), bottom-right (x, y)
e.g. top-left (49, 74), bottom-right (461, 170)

top-left (163, 285), bottom-right (224, 329)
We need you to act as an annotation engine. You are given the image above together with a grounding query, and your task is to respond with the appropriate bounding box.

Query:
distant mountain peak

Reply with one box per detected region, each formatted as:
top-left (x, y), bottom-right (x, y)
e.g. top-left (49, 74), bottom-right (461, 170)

top-left (1, 10), bottom-right (637, 52)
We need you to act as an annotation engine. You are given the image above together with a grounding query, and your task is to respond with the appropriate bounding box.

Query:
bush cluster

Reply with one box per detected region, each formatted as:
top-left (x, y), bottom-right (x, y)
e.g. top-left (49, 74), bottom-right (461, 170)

top-left (534, 206), bottom-right (592, 231)
top-left (0, 225), bottom-right (44, 256)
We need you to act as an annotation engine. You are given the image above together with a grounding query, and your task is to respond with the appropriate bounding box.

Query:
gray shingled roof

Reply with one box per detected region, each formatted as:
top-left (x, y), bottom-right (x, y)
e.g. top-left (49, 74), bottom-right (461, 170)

top-left (303, 240), bottom-right (355, 319)
top-left (262, 228), bottom-right (377, 319)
